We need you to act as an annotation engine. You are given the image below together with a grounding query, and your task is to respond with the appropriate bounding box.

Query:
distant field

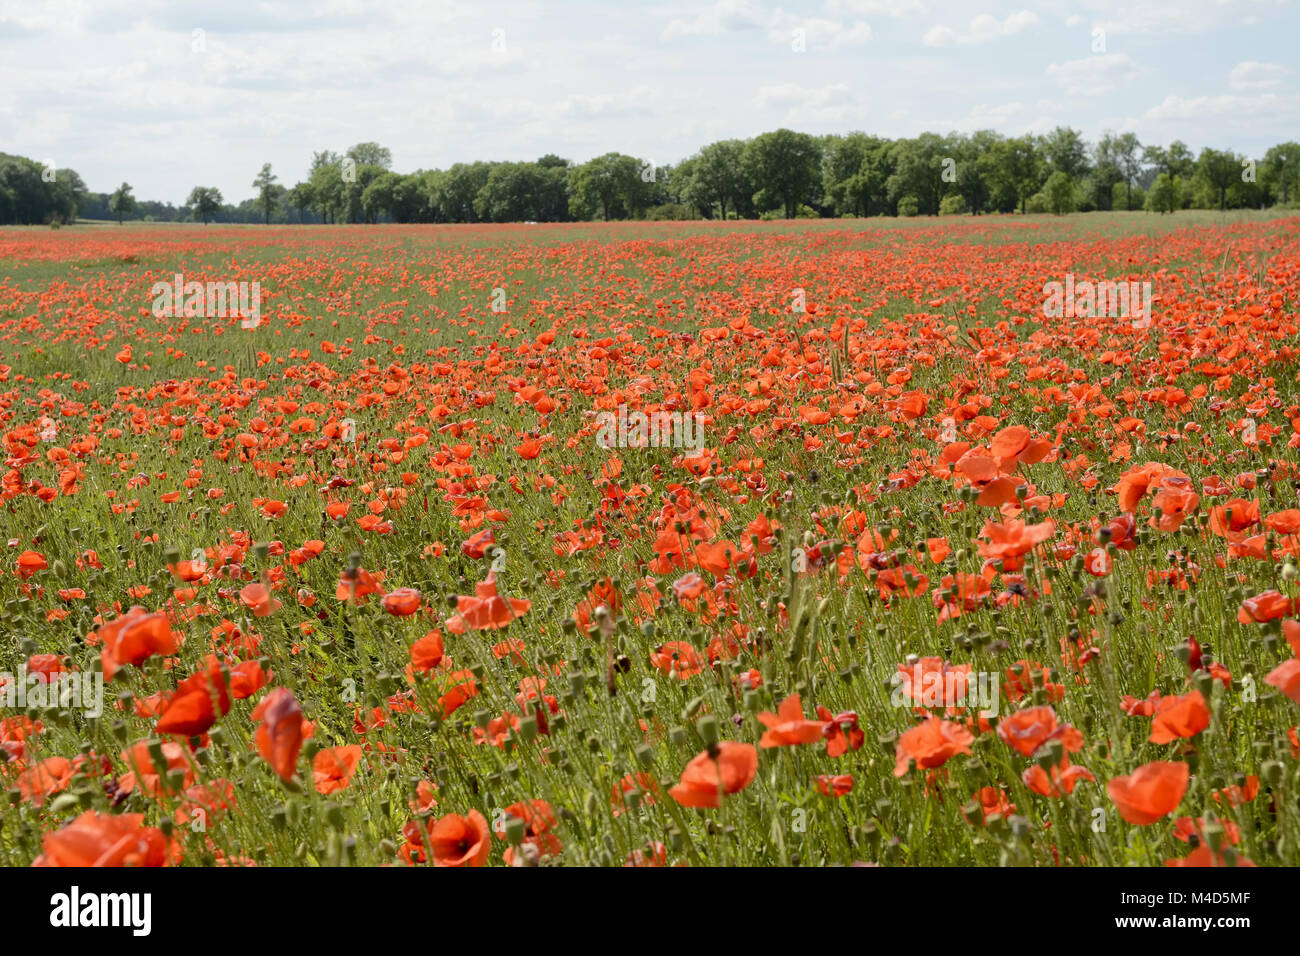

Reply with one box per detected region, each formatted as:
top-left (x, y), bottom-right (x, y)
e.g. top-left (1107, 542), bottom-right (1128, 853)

top-left (1, 212), bottom-right (1298, 867)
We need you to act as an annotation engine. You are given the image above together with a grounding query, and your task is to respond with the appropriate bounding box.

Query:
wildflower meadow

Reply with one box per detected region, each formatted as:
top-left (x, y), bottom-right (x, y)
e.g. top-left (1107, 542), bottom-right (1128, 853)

top-left (1, 210), bottom-right (1298, 877)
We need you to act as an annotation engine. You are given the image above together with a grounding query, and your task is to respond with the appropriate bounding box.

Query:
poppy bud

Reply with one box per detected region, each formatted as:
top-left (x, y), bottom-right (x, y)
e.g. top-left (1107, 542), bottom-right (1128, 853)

top-left (518, 715), bottom-right (538, 742)
top-left (666, 826), bottom-right (684, 851)
top-left (1261, 760), bottom-right (1284, 787)
top-left (697, 715), bottom-right (719, 746)
top-left (1204, 823), bottom-right (1226, 852)
top-left (635, 744), bottom-right (654, 769)
top-left (48, 793), bottom-right (80, 815)
top-left (1035, 739), bottom-right (1063, 771)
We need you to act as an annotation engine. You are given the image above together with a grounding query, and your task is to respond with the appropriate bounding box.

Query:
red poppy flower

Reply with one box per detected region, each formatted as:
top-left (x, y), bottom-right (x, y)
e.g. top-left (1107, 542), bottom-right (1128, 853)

top-left (35, 811), bottom-right (174, 867)
top-left (669, 742), bottom-right (758, 807)
top-left (1108, 761), bottom-right (1189, 825)
top-left (155, 654), bottom-right (232, 736)
top-left (253, 687), bottom-right (306, 782)
top-left (94, 607), bottom-right (180, 681)
top-left (894, 716), bottom-right (974, 776)
top-left (445, 572), bottom-right (529, 633)
top-left (426, 810), bottom-right (491, 867)
top-left (383, 587), bottom-right (423, 616)
top-left (757, 694), bottom-right (826, 747)
top-left (313, 745), bottom-right (363, 794)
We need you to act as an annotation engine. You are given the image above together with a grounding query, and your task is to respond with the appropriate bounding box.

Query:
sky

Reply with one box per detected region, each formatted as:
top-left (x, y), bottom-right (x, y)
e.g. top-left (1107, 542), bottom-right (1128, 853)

top-left (1, 0), bottom-right (1297, 203)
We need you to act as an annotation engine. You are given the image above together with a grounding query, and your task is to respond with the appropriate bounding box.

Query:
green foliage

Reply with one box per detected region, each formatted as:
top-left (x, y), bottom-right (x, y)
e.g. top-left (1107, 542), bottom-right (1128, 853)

top-left (1111, 180), bottom-right (1145, 211)
top-left (186, 186), bottom-right (223, 224)
top-left (567, 153), bottom-right (651, 221)
top-left (8, 130), bottom-right (1299, 227)
top-left (1043, 171), bottom-right (1076, 215)
top-left (0, 153), bottom-right (86, 225)
top-left (938, 194), bottom-right (968, 216)
top-left (743, 129), bottom-right (822, 219)
top-left (1145, 173), bottom-right (1181, 214)
top-left (644, 203), bottom-right (696, 221)
top-left (252, 164), bottom-right (282, 225)
top-left (108, 182), bottom-right (136, 225)
top-left (1195, 147), bottom-right (1243, 211)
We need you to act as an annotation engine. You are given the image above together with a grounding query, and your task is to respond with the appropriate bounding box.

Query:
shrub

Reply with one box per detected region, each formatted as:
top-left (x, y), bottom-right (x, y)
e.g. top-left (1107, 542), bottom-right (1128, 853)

top-left (939, 194), bottom-right (968, 216)
top-left (644, 203), bottom-right (696, 221)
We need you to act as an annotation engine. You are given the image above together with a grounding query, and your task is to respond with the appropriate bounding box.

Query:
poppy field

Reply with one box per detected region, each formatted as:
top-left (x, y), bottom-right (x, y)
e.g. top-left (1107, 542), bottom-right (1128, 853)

top-left (3, 210), bottom-right (1300, 868)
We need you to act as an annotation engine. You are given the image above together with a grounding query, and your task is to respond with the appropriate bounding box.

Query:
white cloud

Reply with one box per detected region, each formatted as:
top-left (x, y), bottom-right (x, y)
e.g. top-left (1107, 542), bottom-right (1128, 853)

top-left (752, 82), bottom-right (871, 124)
top-left (1091, 6), bottom-right (1189, 35)
top-left (1046, 52), bottom-right (1139, 96)
top-left (928, 100), bottom-right (1027, 133)
top-left (3, 0), bottom-right (1298, 201)
top-left (1143, 91), bottom-right (1300, 121)
top-left (662, 0), bottom-right (765, 39)
top-left (0, 0), bottom-right (92, 30)
top-left (824, 0), bottom-right (925, 15)
top-left (768, 11), bottom-right (871, 49)
top-left (923, 10), bottom-right (1039, 47)
top-left (1228, 60), bottom-right (1291, 89)
top-left (753, 82), bottom-right (851, 108)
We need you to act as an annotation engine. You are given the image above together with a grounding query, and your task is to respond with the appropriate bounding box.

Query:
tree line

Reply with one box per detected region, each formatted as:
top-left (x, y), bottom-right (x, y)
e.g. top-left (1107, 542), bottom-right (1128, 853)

top-left (3, 129), bottom-right (1298, 226)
